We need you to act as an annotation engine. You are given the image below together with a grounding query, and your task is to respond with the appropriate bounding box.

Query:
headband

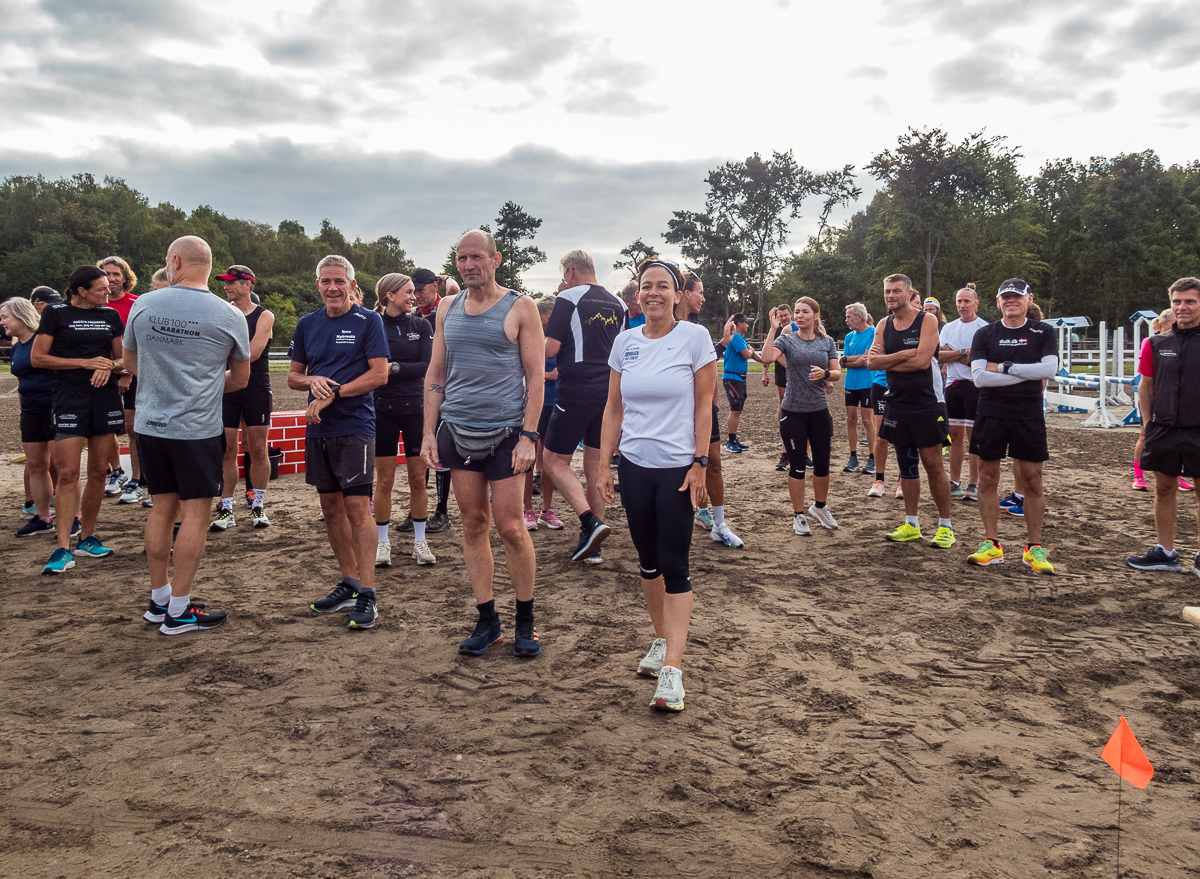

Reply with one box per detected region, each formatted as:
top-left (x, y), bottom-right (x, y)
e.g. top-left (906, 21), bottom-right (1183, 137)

top-left (639, 260), bottom-right (684, 291)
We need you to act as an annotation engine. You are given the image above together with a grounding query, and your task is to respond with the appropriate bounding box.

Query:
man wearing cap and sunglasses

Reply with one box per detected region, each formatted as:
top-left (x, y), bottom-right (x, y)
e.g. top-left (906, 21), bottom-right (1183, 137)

top-left (211, 265), bottom-right (275, 531)
top-left (966, 278), bottom-right (1058, 573)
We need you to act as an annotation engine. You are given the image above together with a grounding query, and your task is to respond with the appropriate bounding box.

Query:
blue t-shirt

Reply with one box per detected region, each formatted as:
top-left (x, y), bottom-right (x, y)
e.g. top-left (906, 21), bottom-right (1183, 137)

top-left (544, 357), bottom-right (557, 408)
top-left (723, 333), bottom-right (749, 379)
top-left (10, 337), bottom-right (54, 410)
top-left (628, 314), bottom-right (646, 328)
top-left (843, 328), bottom-right (886, 389)
top-left (289, 304), bottom-right (389, 438)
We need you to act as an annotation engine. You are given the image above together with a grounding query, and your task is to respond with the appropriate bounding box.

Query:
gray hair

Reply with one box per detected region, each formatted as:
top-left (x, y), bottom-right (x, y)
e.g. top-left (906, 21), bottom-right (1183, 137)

top-left (845, 302), bottom-right (869, 322)
top-left (559, 249), bottom-right (595, 275)
top-left (956, 285), bottom-right (979, 300)
top-left (316, 254), bottom-right (355, 281)
top-left (536, 294), bottom-right (557, 316)
top-left (1, 297), bottom-right (39, 332)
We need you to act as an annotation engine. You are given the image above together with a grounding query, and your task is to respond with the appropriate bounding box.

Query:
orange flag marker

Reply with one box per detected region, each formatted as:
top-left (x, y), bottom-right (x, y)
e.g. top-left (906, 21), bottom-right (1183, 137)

top-left (1101, 716), bottom-right (1154, 789)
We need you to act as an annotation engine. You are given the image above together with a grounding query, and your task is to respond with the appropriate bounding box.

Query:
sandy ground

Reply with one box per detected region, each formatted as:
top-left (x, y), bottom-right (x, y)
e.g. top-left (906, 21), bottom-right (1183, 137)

top-left (1, 371), bottom-right (1199, 879)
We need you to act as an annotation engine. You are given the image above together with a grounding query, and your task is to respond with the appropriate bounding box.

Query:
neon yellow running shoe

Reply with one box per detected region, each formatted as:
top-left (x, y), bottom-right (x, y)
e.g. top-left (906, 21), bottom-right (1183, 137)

top-left (968, 539), bottom-right (1004, 566)
top-left (1023, 544), bottom-right (1055, 575)
top-left (930, 526), bottom-right (956, 548)
top-left (886, 522), bottom-right (922, 542)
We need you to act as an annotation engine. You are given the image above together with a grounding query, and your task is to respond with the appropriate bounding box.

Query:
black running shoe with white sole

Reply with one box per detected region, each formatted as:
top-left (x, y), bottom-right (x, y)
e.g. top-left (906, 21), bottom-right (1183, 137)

top-left (159, 603), bottom-right (227, 635)
top-left (310, 581), bottom-right (358, 613)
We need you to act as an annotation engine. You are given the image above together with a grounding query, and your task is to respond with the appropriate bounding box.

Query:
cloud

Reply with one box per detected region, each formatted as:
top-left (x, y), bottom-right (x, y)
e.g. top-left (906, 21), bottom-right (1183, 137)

top-left (849, 65), bottom-right (887, 80)
top-left (1162, 87), bottom-right (1200, 114)
top-left (0, 138), bottom-right (716, 291)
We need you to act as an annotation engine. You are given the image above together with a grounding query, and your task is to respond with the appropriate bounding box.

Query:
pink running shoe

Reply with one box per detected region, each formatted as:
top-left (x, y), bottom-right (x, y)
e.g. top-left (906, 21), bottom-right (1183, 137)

top-left (895, 483), bottom-right (905, 499)
top-left (1132, 472), bottom-right (1147, 491)
top-left (1181, 477), bottom-right (1194, 492)
top-left (538, 508), bottom-right (564, 530)
top-left (523, 509), bottom-right (538, 531)
top-left (867, 480), bottom-right (885, 498)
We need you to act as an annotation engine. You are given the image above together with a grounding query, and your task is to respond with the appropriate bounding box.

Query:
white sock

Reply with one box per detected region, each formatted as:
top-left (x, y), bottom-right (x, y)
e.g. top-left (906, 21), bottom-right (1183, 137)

top-left (167, 593), bottom-right (191, 617)
top-left (413, 519), bottom-right (427, 542)
top-left (151, 584), bottom-right (171, 604)
top-left (1014, 493), bottom-right (1024, 501)
top-left (712, 505), bottom-right (725, 527)
top-left (220, 497), bottom-right (233, 511)
top-left (377, 524), bottom-right (389, 542)
top-left (906, 515), bottom-right (919, 527)
top-left (1159, 544), bottom-right (1179, 557)
top-left (254, 489), bottom-right (265, 507)
top-left (939, 517), bottom-right (952, 529)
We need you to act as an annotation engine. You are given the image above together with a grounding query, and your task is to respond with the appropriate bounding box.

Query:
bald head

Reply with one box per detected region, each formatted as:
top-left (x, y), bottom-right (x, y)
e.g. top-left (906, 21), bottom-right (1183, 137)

top-left (165, 235), bottom-right (213, 288)
top-left (455, 229), bottom-right (502, 292)
top-left (457, 229), bottom-right (497, 257)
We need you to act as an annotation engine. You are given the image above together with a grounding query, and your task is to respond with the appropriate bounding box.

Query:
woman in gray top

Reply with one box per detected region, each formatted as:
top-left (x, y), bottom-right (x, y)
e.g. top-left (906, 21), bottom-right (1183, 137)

top-left (760, 296), bottom-right (841, 536)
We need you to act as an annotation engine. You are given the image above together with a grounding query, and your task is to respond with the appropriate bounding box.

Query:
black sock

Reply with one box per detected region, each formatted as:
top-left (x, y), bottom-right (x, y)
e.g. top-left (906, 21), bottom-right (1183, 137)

top-left (579, 511), bottom-right (595, 530)
top-left (729, 433), bottom-right (737, 443)
top-left (814, 500), bottom-right (826, 508)
top-left (436, 469), bottom-right (450, 513)
top-left (477, 599), bottom-right (497, 619)
top-left (516, 598), bottom-right (534, 622)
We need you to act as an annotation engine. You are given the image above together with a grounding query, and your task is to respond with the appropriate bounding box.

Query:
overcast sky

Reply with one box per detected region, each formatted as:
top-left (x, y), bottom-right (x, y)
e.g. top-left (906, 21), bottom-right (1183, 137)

top-left (2, 0), bottom-right (1197, 292)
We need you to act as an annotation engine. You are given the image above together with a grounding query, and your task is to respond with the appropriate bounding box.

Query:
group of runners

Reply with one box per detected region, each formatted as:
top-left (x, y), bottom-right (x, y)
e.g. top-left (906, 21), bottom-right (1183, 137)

top-left (7, 228), bottom-right (1200, 709)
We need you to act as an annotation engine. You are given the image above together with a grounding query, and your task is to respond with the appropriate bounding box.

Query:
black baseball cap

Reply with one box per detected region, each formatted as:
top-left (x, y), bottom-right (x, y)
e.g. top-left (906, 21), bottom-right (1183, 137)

top-left (998, 278), bottom-right (1031, 297)
top-left (732, 313), bottom-right (750, 325)
top-left (217, 265), bottom-right (255, 282)
top-left (412, 268), bottom-right (439, 287)
top-left (30, 286), bottom-right (63, 304)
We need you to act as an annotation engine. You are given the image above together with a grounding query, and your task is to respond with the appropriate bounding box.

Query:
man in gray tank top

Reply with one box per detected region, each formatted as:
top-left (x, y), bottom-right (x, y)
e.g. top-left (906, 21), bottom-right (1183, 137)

top-left (422, 229), bottom-right (546, 659)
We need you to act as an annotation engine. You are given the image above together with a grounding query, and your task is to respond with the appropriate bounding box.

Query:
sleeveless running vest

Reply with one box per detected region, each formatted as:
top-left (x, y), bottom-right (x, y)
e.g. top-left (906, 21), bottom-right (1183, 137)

top-left (244, 305), bottom-right (270, 390)
top-left (440, 290), bottom-right (526, 429)
top-left (882, 312), bottom-right (937, 409)
top-left (1150, 327), bottom-right (1200, 428)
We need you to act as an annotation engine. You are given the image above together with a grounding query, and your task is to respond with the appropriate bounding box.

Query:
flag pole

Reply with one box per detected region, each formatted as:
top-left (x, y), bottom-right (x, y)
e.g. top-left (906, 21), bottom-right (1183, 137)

top-left (1116, 773), bottom-right (1122, 878)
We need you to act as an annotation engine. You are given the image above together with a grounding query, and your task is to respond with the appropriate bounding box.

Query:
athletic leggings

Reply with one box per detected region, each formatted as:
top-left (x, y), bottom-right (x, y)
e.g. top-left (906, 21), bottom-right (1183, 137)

top-left (779, 407), bottom-right (833, 480)
top-left (895, 445), bottom-right (922, 480)
top-left (618, 457), bottom-right (694, 594)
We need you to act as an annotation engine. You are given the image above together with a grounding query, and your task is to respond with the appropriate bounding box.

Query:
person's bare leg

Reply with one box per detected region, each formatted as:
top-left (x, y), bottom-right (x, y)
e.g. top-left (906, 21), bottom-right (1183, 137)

top-left (319, 492), bottom-right (360, 580)
top-left (125, 412), bottom-right (140, 480)
top-left (1153, 470), bottom-right (1179, 550)
top-left (405, 458), bottom-right (428, 520)
top-left (977, 459), bottom-right (1001, 540)
top-left (726, 409), bottom-right (742, 439)
top-left (169, 497), bottom-right (216, 596)
top-left (919, 445), bottom-right (952, 518)
top-left (581, 445), bottom-right (606, 521)
top-left (901, 477), bottom-right (920, 516)
top-left (220, 427), bottom-right (240, 501)
top-left (787, 475), bottom-right (807, 512)
top-left (452, 470), bottom-right (496, 604)
top-left (813, 474), bottom-right (830, 505)
top-left (846, 408), bottom-right (859, 450)
top-left (24, 442), bottom-right (53, 520)
top-left (81, 434), bottom-right (116, 537)
top-left (543, 450), bottom-right (588, 517)
top-left (145, 492), bottom-right (180, 589)
top-left (706, 440), bottom-right (724, 505)
top-left (965, 427), bottom-right (979, 486)
top-left (643, 575), bottom-right (665, 635)
top-left (343, 495), bottom-right (377, 591)
top-left (488, 475), bottom-right (536, 602)
top-left (374, 456), bottom-right (397, 523)
top-left (50, 438), bottom-right (84, 550)
top-left (244, 425), bottom-right (271, 498)
top-left (1016, 459), bottom-right (1045, 544)
top-left (949, 425), bottom-right (966, 484)
top-left (662, 591), bottom-right (694, 670)
top-left (863, 408), bottom-right (877, 448)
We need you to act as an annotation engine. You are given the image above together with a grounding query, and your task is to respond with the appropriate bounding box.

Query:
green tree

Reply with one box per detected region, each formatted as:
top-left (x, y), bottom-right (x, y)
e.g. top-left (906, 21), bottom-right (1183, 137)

top-left (613, 237), bottom-right (657, 277)
top-left (441, 203), bottom-right (546, 292)
top-left (664, 211), bottom-right (747, 325)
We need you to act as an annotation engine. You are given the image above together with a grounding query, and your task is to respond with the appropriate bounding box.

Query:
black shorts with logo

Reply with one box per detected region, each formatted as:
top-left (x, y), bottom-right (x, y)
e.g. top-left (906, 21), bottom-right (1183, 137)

top-left (305, 434), bottom-right (375, 496)
top-left (723, 378), bottom-right (747, 413)
top-left (844, 387), bottom-right (871, 408)
top-left (375, 397), bottom-right (423, 458)
top-left (878, 404), bottom-right (948, 451)
top-left (436, 422), bottom-right (519, 482)
top-left (52, 383), bottom-right (124, 440)
top-left (20, 408), bottom-right (55, 444)
top-left (138, 433), bottom-right (225, 501)
top-left (774, 363), bottom-right (787, 388)
top-left (870, 384), bottom-right (887, 417)
top-left (544, 400), bottom-right (606, 455)
top-left (710, 403), bottom-right (720, 446)
top-left (1141, 423), bottom-right (1200, 479)
top-left (944, 379), bottom-right (979, 427)
top-left (222, 387), bottom-right (273, 430)
top-left (969, 415), bottom-right (1049, 463)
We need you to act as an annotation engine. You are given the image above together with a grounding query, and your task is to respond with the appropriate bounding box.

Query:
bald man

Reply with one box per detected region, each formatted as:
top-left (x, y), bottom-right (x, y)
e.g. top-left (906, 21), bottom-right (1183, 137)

top-left (125, 236), bottom-right (251, 635)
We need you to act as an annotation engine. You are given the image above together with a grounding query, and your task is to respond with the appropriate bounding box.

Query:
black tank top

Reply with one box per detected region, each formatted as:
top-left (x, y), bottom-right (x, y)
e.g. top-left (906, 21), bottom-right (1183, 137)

top-left (244, 306), bottom-right (270, 390)
top-left (882, 312), bottom-right (935, 408)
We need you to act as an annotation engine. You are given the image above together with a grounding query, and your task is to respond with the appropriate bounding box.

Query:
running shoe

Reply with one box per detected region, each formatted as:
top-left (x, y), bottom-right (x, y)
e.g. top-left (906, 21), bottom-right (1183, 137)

top-left (71, 516), bottom-right (81, 537)
top-left (1194, 552), bottom-right (1200, 579)
top-left (310, 581), bottom-right (359, 613)
top-left (886, 522), bottom-right (922, 542)
top-left (538, 509), bottom-right (564, 530)
top-left (793, 513), bottom-right (812, 536)
top-left (582, 552), bottom-right (603, 565)
top-left (75, 535), bottom-right (114, 558)
top-left (347, 589), bottom-right (378, 629)
top-left (723, 440), bottom-right (743, 454)
top-left (999, 492), bottom-right (1019, 509)
top-left (375, 540), bottom-right (392, 567)
top-left (531, 473), bottom-right (541, 497)
top-left (459, 614), bottom-right (502, 655)
top-left (117, 480), bottom-right (143, 505)
top-left (805, 455), bottom-right (813, 468)
top-left (412, 540), bottom-right (436, 565)
top-left (949, 480), bottom-right (964, 500)
top-left (1180, 477), bottom-right (1194, 492)
top-left (860, 438), bottom-right (869, 446)
top-left (523, 509), bottom-right (538, 531)
top-left (651, 666), bottom-right (685, 711)
top-left (862, 456), bottom-right (876, 476)
top-left (104, 468), bottom-right (127, 496)
top-left (250, 506), bottom-right (270, 528)
top-left (775, 453), bottom-right (789, 472)
top-left (842, 454), bottom-right (860, 473)
top-left (142, 495), bottom-right (153, 508)
top-left (867, 480), bottom-right (885, 498)
top-left (19, 500), bottom-right (36, 519)
top-left (512, 618), bottom-right (542, 657)
top-left (1184, 605), bottom-right (1200, 628)
top-left (694, 507), bottom-right (714, 529)
top-left (1023, 544), bottom-right (1055, 574)
top-left (737, 440), bottom-right (752, 451)
top-left (963, 483), bottom-right (978, 502)
top-left (895, 483), bottom-right (905, 499)
top-left (1007, 503), bottom-right (1025, 518)
top-left (930, 526), bottom-right (956, 549)
top-left (159, 602), bottom-right (228, 635)
top-left (427, 510), bottom-right (451, 533)
top-left (41, 547), bottom-right (75, 575)
top-left (210, 509), bottom-right (236, 531)
top-left (711, 522), bottom-right (744, 547)
top-left (572, 518), bottom-right (611, 561)
top-left (808, 503), bottom-right (839, 530)
top-left (967, 538), bottom-right (1004, 566)
top-left (396, 515), bottom-right (414, 532)
top-left (1125, 545), bottom-right (1181, 572)
top-left (15, 516), bottom-right (54, 537)
top-left (144, 598), bottom-right (203, 624)
top-left (638, 638), bottom-right (667, 678)
top-left (245, 490), bottom-right (255, 509)
top-left (1132, 472), bottom-right (1148, 491)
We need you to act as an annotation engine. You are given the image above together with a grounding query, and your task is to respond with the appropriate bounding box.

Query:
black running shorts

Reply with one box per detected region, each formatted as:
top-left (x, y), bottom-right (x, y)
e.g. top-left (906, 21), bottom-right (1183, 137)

top-left (878, 404), bottom-right (949, 451)
top-left (222, 387), bottom-right (273, 429)
top-left (723, 377), bottom-right (747, 413)
top-left (52, 383), bottom-right (124, 440)
top-left (709, 403), bottom-right (720, 446)
top-left (544, 400), bottom-right (606, 455)
top-left (375, 397), bottom-right (423, 458)
top-left (944, 379), bottom-right (979, 427)
top-left (436, 422), bottom-right (520, 482)
top-left (20, 407), bottom-right (54, 444)
top-left (122, 374), bottom-right (137, 411)
top-left (305, 434), bottom-right (376, 496)
top-left (138, 433), bottom-right (225, 500)
top-left (1141, 423), bottom-right (1200, 479)
top-left (969, 415), bottom-right (1049, 463)
top-left (844, 387), bottom-right (871, 409)
top-left (870, 384), bottom-right (887, 417)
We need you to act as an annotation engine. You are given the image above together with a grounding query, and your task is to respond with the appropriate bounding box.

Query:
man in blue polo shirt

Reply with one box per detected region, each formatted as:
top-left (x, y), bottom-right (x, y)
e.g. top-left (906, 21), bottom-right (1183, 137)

top-left (722, 313), bottom-right (761, 453)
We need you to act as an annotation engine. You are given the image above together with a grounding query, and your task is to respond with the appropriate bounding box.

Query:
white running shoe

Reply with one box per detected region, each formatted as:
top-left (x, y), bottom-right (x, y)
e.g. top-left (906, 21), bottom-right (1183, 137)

top-left (251, 506), bottom-right (270, 528)
top-left (638, 638), bottom-right (667, 678)
top-left (808, 503), bottom-right (839, 530)
top-left (1183, 606), bottom-right (1200, 630)
top-left (141, 495), bottom-right (153, 508)
top-left (895, 483), bottom-right (905, 498)
top-left (375, 540), bottom-right (392, 567)
top-left (413, 540), bottom-right (436, 566)
top-left (651, 666), bottom-right (685, 711)
top-left (117, 481), bottom-right (143, 505)
top-left (104, 468), bottom-right (128, 496)
top-left (793, 513), bottom-right (812, 536)
top-left (867, 480), bottom-right (885, 498)
top-left (209, 509), bottom-right (236, 531)
top-left (711, 522), bottom-right (744, 547)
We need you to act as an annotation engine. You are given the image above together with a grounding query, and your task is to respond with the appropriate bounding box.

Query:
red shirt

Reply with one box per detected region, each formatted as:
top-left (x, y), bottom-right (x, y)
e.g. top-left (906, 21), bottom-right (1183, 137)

top-left (1138, 337), bottom-right (1154, 377)
top-left (417, 296), bottom-right (442, 319)
top-left (108, 292), bottom-right (138, 326)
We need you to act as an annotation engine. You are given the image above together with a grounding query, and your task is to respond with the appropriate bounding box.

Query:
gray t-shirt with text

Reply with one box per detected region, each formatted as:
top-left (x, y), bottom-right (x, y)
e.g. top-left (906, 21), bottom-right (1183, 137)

top-left (124, 286), bottom-right (251, 440)
top-left (775, 333), bottom-right (838, 413)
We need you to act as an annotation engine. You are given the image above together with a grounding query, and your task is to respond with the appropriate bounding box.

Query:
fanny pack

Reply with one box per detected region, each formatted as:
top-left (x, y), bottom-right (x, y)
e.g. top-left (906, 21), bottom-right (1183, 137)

top-left (445, 423), bottom-right (512, 461)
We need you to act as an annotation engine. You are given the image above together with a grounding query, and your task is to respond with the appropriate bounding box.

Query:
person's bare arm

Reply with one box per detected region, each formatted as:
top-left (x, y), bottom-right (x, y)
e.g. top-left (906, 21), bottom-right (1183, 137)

top-left (597, 368), bottom-right (624, 506)
top-left (1138, 374), bottom-right (1154, 425)
top-left (545, 336), bottom-right (562, 359)
top-left (31, 332), bottom-right (116, 375)
top-left (511, 295), bottom-right (545, 474)
top-left (682, 361), bottom-right (718, 509)
top-left (883, 313), bottom-right (940, 372)
top-left (224, 356), bottom-right (250, 393)
top-left (288, 360), bottom-right (339, 399)
top-left (249, 310), bottom-right (275, 362)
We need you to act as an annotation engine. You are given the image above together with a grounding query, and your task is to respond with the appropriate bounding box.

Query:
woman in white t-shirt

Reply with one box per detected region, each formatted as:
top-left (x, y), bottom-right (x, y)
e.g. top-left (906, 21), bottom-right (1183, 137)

top-left (598, 259), bottom-right (717, 713)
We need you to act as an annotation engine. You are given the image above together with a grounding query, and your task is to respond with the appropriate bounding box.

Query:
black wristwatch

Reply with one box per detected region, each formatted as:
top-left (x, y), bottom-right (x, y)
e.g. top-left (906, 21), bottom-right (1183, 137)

top-left (1002, 361), bottom-right (1014, 374)
top-left (332, 386), bottom-right (341, 399)
top-left (692, 455), bottom-right (709, 467)
top-left (823, 368), bottom-right (831, 380)
top-left (520, 430), bottom-right (539, 443)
